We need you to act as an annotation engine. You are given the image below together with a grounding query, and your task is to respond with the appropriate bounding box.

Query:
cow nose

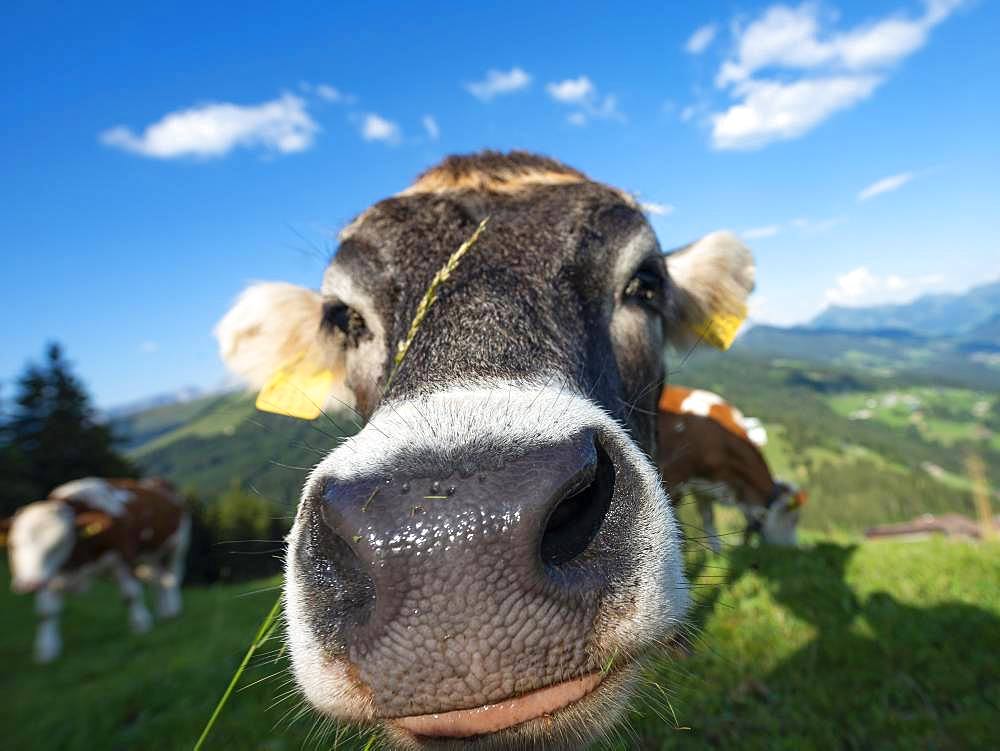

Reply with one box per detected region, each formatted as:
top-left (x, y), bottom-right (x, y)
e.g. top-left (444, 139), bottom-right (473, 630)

top-left (295, 431), bottom-right (617, 717)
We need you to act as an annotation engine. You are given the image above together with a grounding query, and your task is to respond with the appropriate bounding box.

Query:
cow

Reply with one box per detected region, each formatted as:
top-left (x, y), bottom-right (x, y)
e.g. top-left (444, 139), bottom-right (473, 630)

top-left (657, 386), bottom-right (807, 553)
top-left (214, 151), bottom-right (755, 749)
top-left (1, 476), bottom-right (190, 663)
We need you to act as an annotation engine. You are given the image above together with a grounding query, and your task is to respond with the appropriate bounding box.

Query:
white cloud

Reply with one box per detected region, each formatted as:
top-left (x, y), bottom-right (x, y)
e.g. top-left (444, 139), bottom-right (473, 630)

top-left (360, 113), bottom-right (400, 144)
top-left (858, 171), bottom-right (913, 200)
top-left (315, 83), bottom-right (342, 102)
top-left (422, 115), bottom-right (440, 140)
top-left (790, 215), bottom-right (845, 233)
top-left (743, 224), bottom-right (781, 239)
top-left (685, 23), bottom-right (718, 54)
top-left (546, 75), bottom-right (623, 125)
top-left (547, 76), bottom-right (595, 103)
top-left (100, 94), bottom-right (318, 159)
top-left (712, 74), bottom-right (881, 150)
top-left (741, 216), bottom-right (845, 240)
top-left (716, 1), bottom-right (961, 85)
top-left (640, 202), bottom-right (675, 216)
top-left (827, 266), bottom-right (879, 304)
top-left (708, 1), bottom-right (963, 150)
top-left (825, 265), bottom-right (945, 306)
top-left (300, 81), bottom-right (355, 104)
top-left (465, 67), bottom-right (531, 101)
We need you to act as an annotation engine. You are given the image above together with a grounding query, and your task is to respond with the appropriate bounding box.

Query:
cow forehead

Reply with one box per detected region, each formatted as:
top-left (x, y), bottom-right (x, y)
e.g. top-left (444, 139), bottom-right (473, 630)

top-left (331, 189), bottom-right (656, 392)
top-left (334, 152), bottom-right (645, 284)
top-left (11, 501), bottom-right (71, 543)
top-left (339, 151), bottom-right (637, 241)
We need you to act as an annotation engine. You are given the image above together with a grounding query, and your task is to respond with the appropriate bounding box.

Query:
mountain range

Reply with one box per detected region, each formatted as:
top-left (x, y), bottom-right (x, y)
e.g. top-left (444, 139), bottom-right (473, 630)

top-left (809, 279), bottom-right (1000, 342)
top-left (739, 277), bottom-right (1000, 390)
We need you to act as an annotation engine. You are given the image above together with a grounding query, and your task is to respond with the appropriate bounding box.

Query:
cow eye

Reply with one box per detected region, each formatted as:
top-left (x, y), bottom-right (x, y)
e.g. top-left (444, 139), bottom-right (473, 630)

top-left (321, 302), bottom-right (369, 346)
top-left (623, 263), bottom-right (666, 308)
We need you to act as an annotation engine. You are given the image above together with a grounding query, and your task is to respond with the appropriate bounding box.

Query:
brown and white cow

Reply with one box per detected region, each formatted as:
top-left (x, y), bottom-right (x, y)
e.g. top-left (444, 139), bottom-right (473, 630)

top-left (657, 386), bottom-right (807, 552)
top-left (2, 476), bottom-right (190, 663)
top-left (214, 151), bottom-right (755, 749)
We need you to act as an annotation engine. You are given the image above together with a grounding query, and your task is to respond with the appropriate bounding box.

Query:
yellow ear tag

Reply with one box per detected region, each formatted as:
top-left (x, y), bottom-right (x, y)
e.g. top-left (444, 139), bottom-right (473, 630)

top-left (691, 305), bottom-right (748, 351)
top-left (81, 521), bottom-right (106, 538)
top-left (256, 355), bottom-right (335, 420)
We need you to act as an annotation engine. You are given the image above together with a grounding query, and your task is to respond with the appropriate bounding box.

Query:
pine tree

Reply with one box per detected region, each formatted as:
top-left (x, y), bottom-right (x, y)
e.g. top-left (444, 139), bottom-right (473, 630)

top-left (2, 343), bottom-right (135, 514)
top-left (0, 386), bottom-right (35, 516)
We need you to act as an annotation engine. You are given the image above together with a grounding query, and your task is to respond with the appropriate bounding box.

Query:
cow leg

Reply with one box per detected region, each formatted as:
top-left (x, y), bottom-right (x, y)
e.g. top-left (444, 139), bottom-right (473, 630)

top-left (154, 565), bottom-right (181, 619)
top-left (695, 492), bottom-right (722, 554)
top-left (156, 515), bottom-right (190, 619)
top-left (34, 588), bottom-right (63, 663)
top-left (113, 559), bottom-right (153, 634)
top-left (738, 502), bottom-right (763, 546)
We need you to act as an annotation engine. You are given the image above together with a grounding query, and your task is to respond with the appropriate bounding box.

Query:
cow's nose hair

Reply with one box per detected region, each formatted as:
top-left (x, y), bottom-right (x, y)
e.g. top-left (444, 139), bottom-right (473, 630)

top-left (304, 432), bottom-right (615, 644)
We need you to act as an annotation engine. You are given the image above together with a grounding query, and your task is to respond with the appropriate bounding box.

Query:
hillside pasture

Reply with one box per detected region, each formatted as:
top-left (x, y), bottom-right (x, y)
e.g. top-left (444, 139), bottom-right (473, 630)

top-left (119, 354), bottom-right (998, 536)
top-left (2, 535), bottom-right (997, 750)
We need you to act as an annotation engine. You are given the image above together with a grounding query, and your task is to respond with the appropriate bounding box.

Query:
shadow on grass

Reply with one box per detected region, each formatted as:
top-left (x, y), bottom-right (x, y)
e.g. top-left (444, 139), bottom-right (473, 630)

top-left (630, 541), bottom-right (1000, 751)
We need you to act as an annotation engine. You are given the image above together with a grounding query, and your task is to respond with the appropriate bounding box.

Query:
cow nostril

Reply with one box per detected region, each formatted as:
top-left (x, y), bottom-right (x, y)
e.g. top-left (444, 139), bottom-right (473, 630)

top-left (310, 504), bottom-right (376, 628)
top-left (540, 440), bottom-right (615, 566)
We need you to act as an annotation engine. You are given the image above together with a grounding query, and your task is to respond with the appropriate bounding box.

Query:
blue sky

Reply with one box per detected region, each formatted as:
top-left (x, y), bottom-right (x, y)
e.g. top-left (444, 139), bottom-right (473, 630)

top-left (2, 0), bottom-right (998, 408)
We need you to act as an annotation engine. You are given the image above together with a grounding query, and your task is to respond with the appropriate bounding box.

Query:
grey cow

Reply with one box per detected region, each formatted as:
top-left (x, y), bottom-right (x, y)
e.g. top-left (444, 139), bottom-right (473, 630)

top-left (216, 152), bottom-right (755, 750)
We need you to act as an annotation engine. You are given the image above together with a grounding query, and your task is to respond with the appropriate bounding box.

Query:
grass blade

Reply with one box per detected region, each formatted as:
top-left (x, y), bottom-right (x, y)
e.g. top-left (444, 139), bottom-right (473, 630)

top-left (194, 594), bottom-right (283, 750)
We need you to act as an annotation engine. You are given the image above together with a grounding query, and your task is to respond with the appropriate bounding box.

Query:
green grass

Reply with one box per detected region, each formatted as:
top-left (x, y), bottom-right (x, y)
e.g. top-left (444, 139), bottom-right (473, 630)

top-left (4, 536), bottom-right (998, 750)
top-left (828, 387), bottom-right (998, 450)
top-left (626, 535), bottom-right (1000, 750)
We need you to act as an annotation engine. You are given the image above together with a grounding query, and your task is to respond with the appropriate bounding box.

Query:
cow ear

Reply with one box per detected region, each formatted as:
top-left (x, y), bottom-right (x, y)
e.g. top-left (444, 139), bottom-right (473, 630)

top-left (215, 282), bottom-right (348, 419)
top-left (75, 511), bottom-right (113, 538)
top-left (665, 231), bottom-right (754, 350)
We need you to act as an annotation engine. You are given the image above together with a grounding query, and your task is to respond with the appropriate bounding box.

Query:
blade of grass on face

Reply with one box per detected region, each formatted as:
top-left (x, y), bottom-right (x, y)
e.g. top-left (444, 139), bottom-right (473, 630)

top-left (193, 217), bottom-right (490, 748)
top-left (193, 595), bottom-right (282, 750)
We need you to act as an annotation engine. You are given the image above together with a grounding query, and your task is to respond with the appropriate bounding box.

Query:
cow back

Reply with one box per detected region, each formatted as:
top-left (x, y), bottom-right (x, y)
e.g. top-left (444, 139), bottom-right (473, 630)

top-left (657, 395), bottom-right (776, 507)
top-left (62, 478), bottom-right (184, 570)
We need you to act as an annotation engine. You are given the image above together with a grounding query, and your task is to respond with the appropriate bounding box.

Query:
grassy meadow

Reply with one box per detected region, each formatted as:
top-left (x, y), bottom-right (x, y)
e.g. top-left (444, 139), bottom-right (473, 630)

top-left (3, 532), bottom-right (998, 751)
top-left (7, 351), bottom-right (995, 749)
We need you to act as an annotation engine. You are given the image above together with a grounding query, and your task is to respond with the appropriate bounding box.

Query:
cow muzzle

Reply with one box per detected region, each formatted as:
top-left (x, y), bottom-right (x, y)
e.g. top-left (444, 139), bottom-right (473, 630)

top-left (292, 431), bottom-right (624, 728)
top-left (284, 385), bottom-right (689, 746)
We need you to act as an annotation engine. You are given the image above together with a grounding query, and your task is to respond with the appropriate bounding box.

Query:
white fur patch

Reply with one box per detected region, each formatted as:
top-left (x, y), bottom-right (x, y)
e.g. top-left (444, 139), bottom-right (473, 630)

top-left (742, 416), bottom-right (768, 447)
top-left (666, 231), bottom-right (755, 347)
top-left (214, 282), bottom-right (340, 389)
top-left (51, 478), bottom-right (131, 516)
top-left (286, 380), bottom-right (689, 721)
top-left (679, 389), bottom-right (767, 444)
top-left (679, 389), bottom-right (724, 418)
top-left (8, 501), bottom-right (75, 590)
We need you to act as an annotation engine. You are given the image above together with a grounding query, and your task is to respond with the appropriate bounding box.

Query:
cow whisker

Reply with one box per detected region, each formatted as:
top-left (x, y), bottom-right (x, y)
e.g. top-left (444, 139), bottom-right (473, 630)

top-left (271, 694), bottom-right (310, 729)
top-left (668, 328), bottom-right (708, 377)
top-left (216, 539), bottom-right (285, 545)
top-left (305, 421), bottom-right (355, 453)
top-left (237, 668), bottom-right (290, 693)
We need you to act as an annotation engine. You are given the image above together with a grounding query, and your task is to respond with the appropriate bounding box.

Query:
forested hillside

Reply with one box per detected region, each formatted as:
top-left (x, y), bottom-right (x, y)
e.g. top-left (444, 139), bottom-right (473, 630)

top-left (117, 349), bottom-right (998, 535)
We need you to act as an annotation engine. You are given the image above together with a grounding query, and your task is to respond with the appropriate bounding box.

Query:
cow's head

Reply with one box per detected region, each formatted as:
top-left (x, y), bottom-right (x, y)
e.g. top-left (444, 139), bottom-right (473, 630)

top-left (216, 152), bottom-right (754, 749)
top-left (751, 482), bottom-right (807, 548)
top-left (4, 500), bottom-right (111, 594)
